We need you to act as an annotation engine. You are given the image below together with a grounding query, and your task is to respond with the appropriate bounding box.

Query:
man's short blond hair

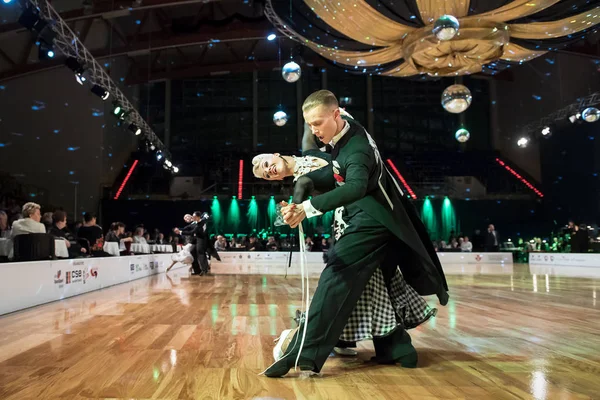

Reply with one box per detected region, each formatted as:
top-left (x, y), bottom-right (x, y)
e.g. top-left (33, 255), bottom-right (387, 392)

top-left (22, 202), bottom-right (41, 218)
top-left (302, 90), bottom-right (339, 113)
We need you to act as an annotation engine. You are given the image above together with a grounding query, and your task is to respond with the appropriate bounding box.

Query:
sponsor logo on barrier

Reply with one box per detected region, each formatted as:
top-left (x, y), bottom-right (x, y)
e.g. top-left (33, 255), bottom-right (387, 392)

top-left (54, 270), bottom-right (64, 284)
top-left (475, 255), bottom-right (482, 262)
top-left (130, 263), bottom-right (135, 273)
top-left (90, 267), bottom-right (98, 278)
top-left (149, 261), bottom-right (155, 270)
top-left (66, 270), bottom-right (83, 284)
top-left (136, 264), bottom-right (142, 272)
top-left (143, 263), bottom-right (149, 270)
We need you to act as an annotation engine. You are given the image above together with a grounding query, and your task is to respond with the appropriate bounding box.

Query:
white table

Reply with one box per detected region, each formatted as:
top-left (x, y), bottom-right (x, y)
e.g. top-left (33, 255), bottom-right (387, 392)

top-left (0, 239), bottom-right (12, 257)
top-left (150, 244), bottom-right (174, 253)
top-left (0, 238), bottom-right (70, 259)
top-left (131, 243), bottom-right (150, 254)
top-left (54, 240), bottom-right (69, 258)
top-left (103, 242), bottom-right (121, 256)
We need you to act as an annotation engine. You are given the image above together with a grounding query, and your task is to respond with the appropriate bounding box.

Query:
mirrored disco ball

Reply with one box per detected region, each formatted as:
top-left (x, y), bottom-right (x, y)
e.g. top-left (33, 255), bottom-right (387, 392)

top-left (582, 107), bottom-right (600, 123)
top-left (455, 128), bottom-right (470, 143)
top-left (273, 110), bottom-right (288, 126)
top-left (433, 15), bottom-right (459, 41)
top-left (441, 84), bottom-right (472, 114)
top-left (282, 61), bottom-right (301, 83)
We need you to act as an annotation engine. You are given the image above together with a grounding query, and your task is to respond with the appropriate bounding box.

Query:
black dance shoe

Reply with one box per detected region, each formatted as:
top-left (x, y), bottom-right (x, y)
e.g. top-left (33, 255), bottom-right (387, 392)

top-left (261, 357), bottom-right (316, 378)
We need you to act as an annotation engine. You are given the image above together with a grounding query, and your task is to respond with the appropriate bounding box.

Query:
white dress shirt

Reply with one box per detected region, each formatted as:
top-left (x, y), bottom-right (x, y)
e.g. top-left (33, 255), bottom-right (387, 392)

top-left (302, 121), bottom-right (351, 218)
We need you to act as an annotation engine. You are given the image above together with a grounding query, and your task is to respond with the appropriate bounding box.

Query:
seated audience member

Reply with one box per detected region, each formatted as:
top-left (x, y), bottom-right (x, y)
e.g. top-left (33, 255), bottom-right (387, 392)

top-left (105, 222), bottom-right (133, 243)
top-left (48, 210), bottom-right (87, 257)
top-left (266, 236), bottom-right (279, 251)
top-left (11, 202), bottom-right (45, 238)
top-left (77, 212), bottom-right (104, 251)
top-left (247, 235), bottom-right (262, 251)
top-left (155, 233), bottom-right (166, 244)
top-left (461, 236), bottom-right (473, 252)
top-left (144, 232), bottom-right (152, 243)
top-left (321, 237), bottom-right (330, 252)
top-left (305, 236), bottom-right (314, 252)
top-left (42, 212), bottom-right (54, 232)
top-left (133, 227), bottom-right (148, 244)
top-left (214, 235), bottom-right (228, 251)
top-left (0, 210), bottom-right (11, 238)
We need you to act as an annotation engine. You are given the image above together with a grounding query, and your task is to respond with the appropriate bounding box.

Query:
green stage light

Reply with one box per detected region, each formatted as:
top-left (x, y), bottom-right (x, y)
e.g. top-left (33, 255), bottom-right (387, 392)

top-left (421, 197), bottom-right (439, 241)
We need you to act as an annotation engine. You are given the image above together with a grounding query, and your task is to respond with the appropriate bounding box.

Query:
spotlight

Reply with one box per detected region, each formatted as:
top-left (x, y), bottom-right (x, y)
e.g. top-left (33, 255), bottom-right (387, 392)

top-left (112, 102), bottom-right (123, 117)
top-left (18, 6), bottom-right (45, 32)
top-left (128, 123), bottom-right (141, 135)
top-left (119, 109), bottom-right (132, 121)
top-left (165, 159), bottom-right (172, 167)
top-left (91, 85), bottom-right (109, 100)
top-left (582, 107), bottom-right (600, 123)
top-left (267, 33), bottom-right (276, 41)
top-left (569, 114), bottom-right (579, 123)
top-left (149, 143), bottom-right (155, 151)
top-left (173, 166), bottom-right (179, 173)
top-left (541, 126), bottom-right (552, 138)
top-left (156, 151), bottom-right (163, 161)
top-left (517, 137), bottom-right (529, 148)
top-left (75, 70), bottom-right (91, 86)
top-left (38, 42), bottom-right (55, 60)
top-left (3, 0), bottom-right (13, 4)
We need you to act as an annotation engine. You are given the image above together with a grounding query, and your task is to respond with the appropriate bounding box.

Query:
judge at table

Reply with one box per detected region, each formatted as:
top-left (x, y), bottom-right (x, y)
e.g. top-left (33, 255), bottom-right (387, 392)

top-left (48, 210), bottom-right (87, 258)
top-left (11, 202), bottom-right (45, 238)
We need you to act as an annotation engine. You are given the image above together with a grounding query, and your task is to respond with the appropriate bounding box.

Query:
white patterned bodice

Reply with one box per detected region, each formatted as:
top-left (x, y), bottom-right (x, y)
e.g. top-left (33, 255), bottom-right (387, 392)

top-left (292, 155), bottom-right (328, 182)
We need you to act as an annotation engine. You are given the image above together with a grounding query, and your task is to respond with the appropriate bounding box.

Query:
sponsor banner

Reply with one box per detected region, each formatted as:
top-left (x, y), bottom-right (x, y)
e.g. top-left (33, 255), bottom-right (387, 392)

top-left (436, 252), bottom-right (513, 265)
top-left (214, 252), bottom-right (512, 275)
top-left (529, 253), bottom-right (600, 268)
top-left (0, 254), bottom-right (177, 316)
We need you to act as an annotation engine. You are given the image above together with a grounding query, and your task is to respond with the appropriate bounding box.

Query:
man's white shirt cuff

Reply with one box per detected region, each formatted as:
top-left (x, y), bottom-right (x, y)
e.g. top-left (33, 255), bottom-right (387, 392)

top-left (302, 200), bottom-right (323, 218)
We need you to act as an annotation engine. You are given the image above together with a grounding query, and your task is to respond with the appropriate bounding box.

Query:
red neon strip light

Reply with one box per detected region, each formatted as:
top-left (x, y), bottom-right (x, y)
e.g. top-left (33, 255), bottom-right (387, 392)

top-left (237, 159), bottom-right (244, 200)
top-left (495, 158), bottom-right (544, 198)
top-left (386, 159), bottom-right (417, 199)
top-left (114, 160), bottom-right (139, 200)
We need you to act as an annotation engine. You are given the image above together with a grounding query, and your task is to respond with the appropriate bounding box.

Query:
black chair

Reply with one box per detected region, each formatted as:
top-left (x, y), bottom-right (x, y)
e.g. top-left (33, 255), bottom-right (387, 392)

top-left (13, 233), bottom-right (55, 262)
top-left (77, 238), bottom-right (91, 254)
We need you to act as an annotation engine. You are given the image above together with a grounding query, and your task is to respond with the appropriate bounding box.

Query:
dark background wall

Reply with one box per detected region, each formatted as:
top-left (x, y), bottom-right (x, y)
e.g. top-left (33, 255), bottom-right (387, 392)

top-left (494, 52), bottom-right (600, 182)
top-left (0, 61), bottom-right (138, 219)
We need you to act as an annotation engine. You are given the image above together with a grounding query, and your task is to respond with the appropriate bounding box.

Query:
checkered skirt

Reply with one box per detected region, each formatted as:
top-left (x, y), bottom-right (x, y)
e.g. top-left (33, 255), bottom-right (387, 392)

top-left (339, 266), bottom-right (435, 342)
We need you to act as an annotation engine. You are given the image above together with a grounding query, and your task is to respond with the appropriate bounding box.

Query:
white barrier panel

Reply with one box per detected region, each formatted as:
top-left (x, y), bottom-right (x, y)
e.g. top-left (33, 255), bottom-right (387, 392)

top-left (0, 254), bottom-right (181, 316)
top-left (436, 252), bottom-right (513, 265)
top-left (529, 253), bottom-right (600, 268)
top-left (529, 265), bottom-right (600, 278)
top-left (213, 251), bottom-right (513, 276)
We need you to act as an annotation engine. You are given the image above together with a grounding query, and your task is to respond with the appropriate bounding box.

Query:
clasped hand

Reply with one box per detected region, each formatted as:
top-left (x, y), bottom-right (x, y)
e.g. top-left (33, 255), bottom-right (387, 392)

top-left (280, 201), bottom-right (306, 228)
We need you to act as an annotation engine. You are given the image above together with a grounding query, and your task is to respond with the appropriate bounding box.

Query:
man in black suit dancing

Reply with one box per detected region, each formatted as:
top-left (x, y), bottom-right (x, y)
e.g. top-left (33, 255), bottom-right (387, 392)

top-left (176, 211), bottom-right (220, 275)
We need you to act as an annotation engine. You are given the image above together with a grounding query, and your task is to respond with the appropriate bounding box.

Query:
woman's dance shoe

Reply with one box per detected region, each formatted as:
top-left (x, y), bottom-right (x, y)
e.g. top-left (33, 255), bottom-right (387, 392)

top-left (272, 328), bottom-right (298, 361)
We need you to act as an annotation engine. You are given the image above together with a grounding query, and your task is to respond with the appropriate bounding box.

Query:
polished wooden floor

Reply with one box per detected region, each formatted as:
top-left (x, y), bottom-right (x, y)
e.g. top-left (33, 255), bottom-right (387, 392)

top-left (0, 264), bottom-right (599, 399)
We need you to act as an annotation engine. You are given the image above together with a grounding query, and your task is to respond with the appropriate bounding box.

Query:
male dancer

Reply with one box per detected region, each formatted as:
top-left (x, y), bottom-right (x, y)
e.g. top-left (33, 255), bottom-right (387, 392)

top-left (175, 212), bottom-right (210, 275)
top-left (263, 90), bottom-right (449, 377)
